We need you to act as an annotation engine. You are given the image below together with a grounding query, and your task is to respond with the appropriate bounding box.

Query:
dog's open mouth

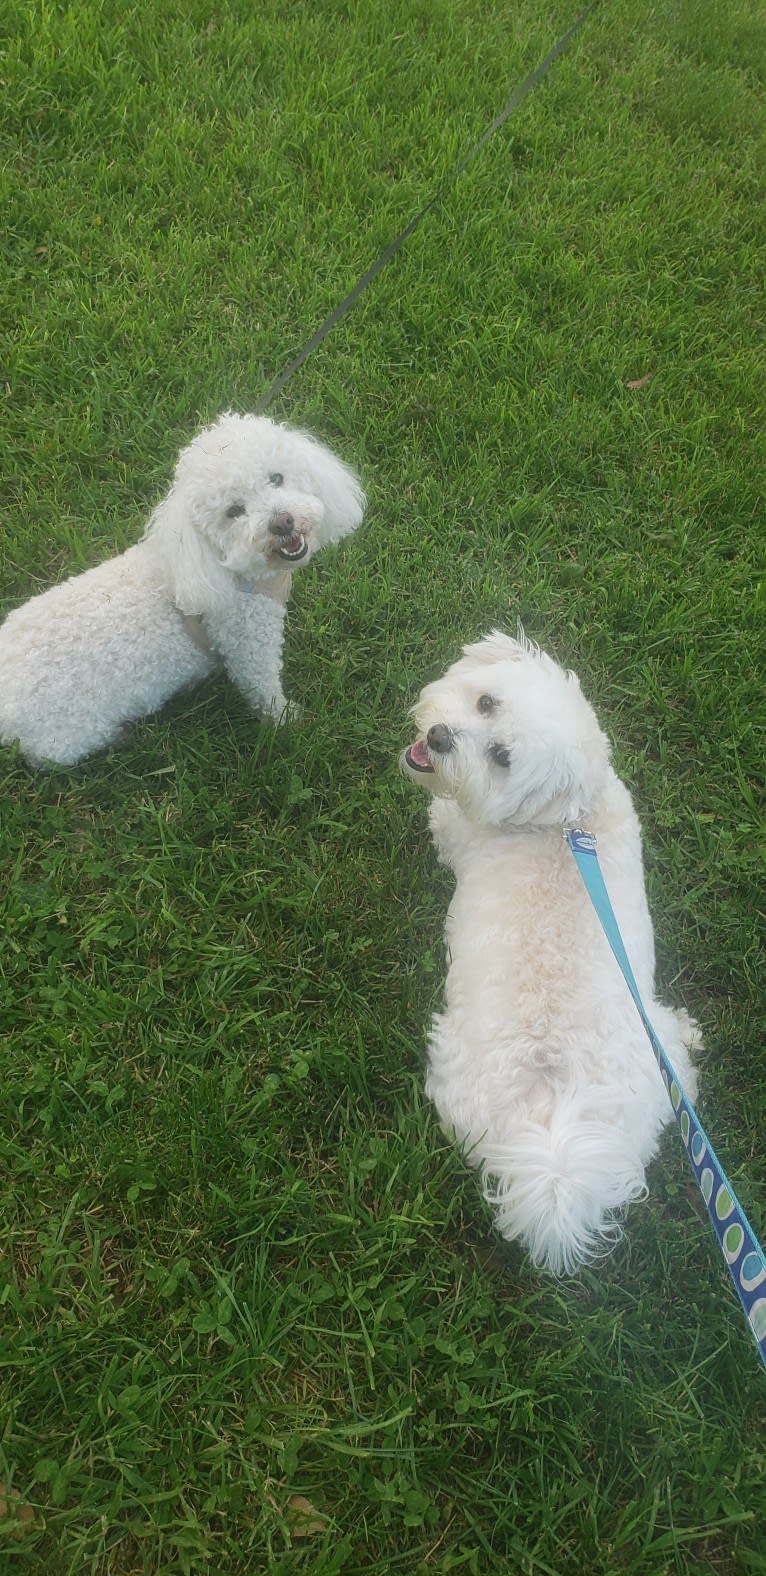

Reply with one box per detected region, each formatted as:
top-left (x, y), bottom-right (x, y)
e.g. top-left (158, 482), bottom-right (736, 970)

top-left (275, 533), bottom-right (309, 562)
top-left (405, 739), bottom-right (435, 774)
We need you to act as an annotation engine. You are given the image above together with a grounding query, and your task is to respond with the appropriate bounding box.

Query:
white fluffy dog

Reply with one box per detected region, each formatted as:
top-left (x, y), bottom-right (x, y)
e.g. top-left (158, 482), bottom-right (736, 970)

top-left (402, 630), bottom-right (700, 1276)
top-left (0, 412), bottom-right (365, 767)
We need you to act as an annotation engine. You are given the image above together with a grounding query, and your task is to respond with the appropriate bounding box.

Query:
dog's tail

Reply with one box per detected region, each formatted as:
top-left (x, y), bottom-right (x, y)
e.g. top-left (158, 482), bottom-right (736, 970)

top-left (480, 1101), bottom-right (648, 1277)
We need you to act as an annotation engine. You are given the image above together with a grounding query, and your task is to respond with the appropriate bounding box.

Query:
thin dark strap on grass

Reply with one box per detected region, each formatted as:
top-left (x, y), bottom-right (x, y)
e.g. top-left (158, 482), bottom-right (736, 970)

top-left (255, 2), bottom-right (600, 412)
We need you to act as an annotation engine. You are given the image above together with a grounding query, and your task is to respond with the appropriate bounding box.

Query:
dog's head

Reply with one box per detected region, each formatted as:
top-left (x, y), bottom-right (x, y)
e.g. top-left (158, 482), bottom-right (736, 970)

top-left (145, 413), bottom-right (365, 613)
top-left (401, 630), bottom-right (611, 827)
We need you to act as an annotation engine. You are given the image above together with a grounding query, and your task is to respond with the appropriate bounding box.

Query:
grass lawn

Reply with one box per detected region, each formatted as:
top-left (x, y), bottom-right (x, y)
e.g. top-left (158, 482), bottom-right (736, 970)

top-left (2, 0), bottom-right (765, 1569)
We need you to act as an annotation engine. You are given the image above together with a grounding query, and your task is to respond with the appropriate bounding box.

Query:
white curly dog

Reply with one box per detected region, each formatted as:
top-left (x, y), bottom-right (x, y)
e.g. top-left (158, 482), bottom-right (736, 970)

top-left (0, 412), bottom-right (365, 767)
top-left (402, 630), bottom-right (700, 1276)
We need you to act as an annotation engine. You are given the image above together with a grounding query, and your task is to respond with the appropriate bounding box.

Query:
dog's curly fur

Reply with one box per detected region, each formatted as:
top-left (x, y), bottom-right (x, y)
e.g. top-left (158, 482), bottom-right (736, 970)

top-left (402, 630), bottom-right (701, 1276)
top-left (0, 412), bottom-right (365, 766)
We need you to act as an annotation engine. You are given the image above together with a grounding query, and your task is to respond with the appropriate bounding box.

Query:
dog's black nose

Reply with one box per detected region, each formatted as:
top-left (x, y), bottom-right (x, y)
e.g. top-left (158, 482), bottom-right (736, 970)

top-left (427, 724), bottom-right (453, 754)
top-left (269, 511), bottom-right (296, 538)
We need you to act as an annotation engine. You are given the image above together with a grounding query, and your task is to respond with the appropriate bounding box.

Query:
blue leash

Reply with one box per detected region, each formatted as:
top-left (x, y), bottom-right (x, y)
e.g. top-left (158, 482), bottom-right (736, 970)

top-left (566, 828), bottom-right (766, 1370)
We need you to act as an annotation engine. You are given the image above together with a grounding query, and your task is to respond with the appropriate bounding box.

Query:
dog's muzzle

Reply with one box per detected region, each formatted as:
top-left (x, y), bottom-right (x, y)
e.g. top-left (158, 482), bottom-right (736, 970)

top-left (269, 511), bottom-right (309, 562)
top-left (403, 725), bottom-right (454, 776)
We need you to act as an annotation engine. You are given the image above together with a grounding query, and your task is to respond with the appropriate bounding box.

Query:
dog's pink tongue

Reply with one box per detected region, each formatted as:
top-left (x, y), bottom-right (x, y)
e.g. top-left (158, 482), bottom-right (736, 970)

top-left (409, 739), bottom-right (431, 768)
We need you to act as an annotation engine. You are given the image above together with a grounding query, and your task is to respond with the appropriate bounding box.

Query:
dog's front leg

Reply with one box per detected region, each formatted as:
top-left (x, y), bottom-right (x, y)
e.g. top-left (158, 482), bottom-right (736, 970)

top-left (203, 593), bottom-right (293, 722)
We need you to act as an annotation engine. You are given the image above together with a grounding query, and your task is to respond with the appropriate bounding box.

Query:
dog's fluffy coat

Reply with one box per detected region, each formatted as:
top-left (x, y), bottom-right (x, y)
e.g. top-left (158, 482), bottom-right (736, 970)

top-left (402, 631), bottom-right (700, 1275)
top-left (0, 412), bottom-right (364, 766)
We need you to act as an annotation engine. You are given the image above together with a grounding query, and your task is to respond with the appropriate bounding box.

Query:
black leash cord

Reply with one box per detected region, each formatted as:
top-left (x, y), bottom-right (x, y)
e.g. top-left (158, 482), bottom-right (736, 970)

top-left (255, 2), bottom-right (600, 412)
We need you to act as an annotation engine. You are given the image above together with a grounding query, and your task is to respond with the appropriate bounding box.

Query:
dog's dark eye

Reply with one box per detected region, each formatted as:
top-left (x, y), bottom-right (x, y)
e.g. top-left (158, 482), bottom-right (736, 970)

top-left (269, 472), bottom-right (284, 487)
top-left (477, 694), bottom-right (496, 714)
top-left (490, 743), bottom-right (511, 768)
top-left (225, 502), bottom-right (246, 519)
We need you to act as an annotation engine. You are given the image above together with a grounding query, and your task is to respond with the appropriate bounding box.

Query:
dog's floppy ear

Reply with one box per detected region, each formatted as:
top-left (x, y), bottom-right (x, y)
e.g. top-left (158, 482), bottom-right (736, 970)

top-left (143, 489), bottom-right (232, 615)
top-left (502, 743), bottom-right (601, 827)
top-left (292, 430), bottom-right (366, 546)
top-left (498, 668), bottom-right (612, 827)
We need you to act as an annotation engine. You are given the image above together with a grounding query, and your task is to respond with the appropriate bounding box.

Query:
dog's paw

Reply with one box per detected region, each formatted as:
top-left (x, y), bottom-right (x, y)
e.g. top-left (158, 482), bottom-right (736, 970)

top-left (261, 696), bottom-right (302, 726)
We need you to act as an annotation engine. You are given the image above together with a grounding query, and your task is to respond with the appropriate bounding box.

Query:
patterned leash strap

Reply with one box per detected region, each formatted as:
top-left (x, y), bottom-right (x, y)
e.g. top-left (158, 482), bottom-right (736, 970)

top-left (566, 828), bottom-right (766, 1370)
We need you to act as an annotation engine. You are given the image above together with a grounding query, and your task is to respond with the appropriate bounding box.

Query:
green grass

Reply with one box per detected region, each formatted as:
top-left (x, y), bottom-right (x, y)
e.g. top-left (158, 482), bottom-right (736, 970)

top-left (1, 0), bottom-right (765, 1569)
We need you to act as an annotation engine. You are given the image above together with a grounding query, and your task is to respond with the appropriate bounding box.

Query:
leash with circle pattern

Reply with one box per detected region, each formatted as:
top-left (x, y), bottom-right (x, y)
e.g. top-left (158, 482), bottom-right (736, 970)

top-left (566, 828), bottom-right (766, 1370)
